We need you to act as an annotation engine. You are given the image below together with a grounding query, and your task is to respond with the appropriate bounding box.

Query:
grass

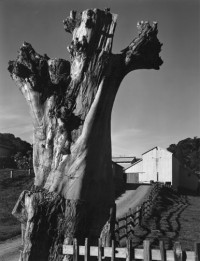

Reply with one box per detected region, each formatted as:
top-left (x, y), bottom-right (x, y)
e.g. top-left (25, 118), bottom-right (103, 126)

top-left (0, 169), bottom-right (33, 241)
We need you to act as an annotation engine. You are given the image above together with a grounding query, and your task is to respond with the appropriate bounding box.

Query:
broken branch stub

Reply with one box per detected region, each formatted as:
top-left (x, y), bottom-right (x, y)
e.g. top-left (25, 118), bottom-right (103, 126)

top-left (64, 9), bottom-right (118, 81)
top-left (121, 21), bottom-right (163, 74)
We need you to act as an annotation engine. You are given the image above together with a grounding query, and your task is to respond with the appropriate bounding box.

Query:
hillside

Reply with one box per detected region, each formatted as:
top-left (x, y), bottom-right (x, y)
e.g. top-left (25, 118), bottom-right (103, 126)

top-left (0, 133), bottom-right (31, 155)
top-left (167, 137), bottom-right (200, 172)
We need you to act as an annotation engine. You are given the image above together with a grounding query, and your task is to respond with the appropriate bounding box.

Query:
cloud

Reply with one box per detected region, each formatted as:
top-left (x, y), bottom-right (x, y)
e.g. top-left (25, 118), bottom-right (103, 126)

top-left (111, 127), bottom-right (175, 157)
top-left (111, 127), bottom-right (148, 156)
top-left (112, 128), bottom-right (143, 140)
top-left (0, 104), bottom-right (32, 142)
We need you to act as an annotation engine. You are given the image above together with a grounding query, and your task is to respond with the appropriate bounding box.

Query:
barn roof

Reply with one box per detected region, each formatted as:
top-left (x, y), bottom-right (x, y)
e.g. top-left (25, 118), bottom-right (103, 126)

top-left (142, 146), bottom-right (158, 155)
top-left (125, 146), bottom-right (174, 171)
top-left (142, 146), bottom-right (172, 155)
top-left (112, 156), bottom-right (136, 163)
top-left (124, 159), bottom-right (143, 171)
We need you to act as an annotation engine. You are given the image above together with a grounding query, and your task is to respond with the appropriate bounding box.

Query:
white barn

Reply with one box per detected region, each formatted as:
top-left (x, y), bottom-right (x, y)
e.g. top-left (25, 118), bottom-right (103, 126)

top-left (125, 146), bottom-right (198, 191)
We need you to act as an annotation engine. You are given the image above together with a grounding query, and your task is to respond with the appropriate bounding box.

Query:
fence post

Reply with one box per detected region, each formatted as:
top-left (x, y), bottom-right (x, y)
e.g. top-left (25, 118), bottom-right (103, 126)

top-left (10, 170), bottom-right (13, 179)
top-left (126, 238), bottom-right (132, 261)
top-left (125, 214), bottom-right (128, 235)
top-left (147, 200), bottom-right (150, 217)
top-left (129, 209), bottom-right (134, 236)
top-left (139, 206), bottom-right (142, 225)
top-left (141, 204), bottom-right (144, 226)
top-left (128, 208), bottom-right (131, 224)
top-left (143, 240), bottom-right (151, 261)
top-left (144, 202), bottom-right (147, 217)
top-left (173, 242), bottom-right (183, 261)
top-left (195, 242), bottom-right (200, 261)
top-left (149, 201), bottom-right (153, 216)
top-left (135, 206), bottom-right (140, 226)
top-left (115, 220), bottom-right (120, 243)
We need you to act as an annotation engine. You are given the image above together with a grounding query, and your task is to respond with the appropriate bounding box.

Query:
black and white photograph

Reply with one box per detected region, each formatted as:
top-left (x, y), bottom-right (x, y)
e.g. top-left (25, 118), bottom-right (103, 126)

top-left (0, 0), bottom-right (199, 260)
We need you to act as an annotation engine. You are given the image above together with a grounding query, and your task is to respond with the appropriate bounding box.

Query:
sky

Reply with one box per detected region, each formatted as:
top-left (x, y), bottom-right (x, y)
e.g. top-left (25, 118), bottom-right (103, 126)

top-left (0, 0), bottom-right (199, 157)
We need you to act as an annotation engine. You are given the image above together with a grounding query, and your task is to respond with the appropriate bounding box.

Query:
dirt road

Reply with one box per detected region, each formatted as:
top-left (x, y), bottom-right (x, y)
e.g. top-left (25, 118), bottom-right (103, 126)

top-left (0, 236), bottom-right (21, 261)
top-left (116, 184), bottom-right (151, 218)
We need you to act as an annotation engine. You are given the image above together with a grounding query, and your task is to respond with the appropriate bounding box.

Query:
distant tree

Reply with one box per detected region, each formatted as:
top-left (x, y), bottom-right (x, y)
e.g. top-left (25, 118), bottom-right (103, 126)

top-left (0, 157), bottom-right (16, 169)
top-left (14, 150), bottom-right (33, 170)
top-left (0, 133), bottom-right (32, 155)
top-left (167, 144), bottom-right (177, 154)
top-left (167, 137), bottom-right (200, 171)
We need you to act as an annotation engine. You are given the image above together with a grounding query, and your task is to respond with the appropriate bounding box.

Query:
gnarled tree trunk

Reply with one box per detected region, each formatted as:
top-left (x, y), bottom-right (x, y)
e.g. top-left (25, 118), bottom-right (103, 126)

top-left (8, 8), bottom-right (163, 261)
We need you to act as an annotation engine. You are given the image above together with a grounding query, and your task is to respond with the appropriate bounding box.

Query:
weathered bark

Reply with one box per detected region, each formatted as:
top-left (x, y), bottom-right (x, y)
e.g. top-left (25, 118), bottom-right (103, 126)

top-left (8, 8), bottom-right (163, 261)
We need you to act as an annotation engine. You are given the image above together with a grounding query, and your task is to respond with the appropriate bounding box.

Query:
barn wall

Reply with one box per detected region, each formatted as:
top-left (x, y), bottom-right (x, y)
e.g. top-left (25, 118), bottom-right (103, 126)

top-left (141, 148), bottom-right (157, 182)
top-left (124, 146), bottom-right (198, 191)
top-left (126, 173), bottom-right (139, 183)
top-left (172, 157), bottom-right (180, 188)
top-left (124, 161), bottom-right (143, 173)
top-left (125, 148), bottom-right (174, 184)
top-left (157, 147), bottom-right (172, 183)
top-left (125, 160), bottom-right (143, 183)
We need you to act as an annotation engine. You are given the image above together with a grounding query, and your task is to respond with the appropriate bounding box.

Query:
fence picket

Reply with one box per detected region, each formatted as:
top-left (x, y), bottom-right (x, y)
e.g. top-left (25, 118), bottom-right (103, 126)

top-left (98, 238), bottom-right (103, 261)
top-left (126, 239), bottom-right (131, 261)
top-left (63, 239), bottom-right (196, 260)
top-left (159, 241), bottom-right (166, 261)
top-left (174, 242), bottom-right (183, 261)
top-left (144, 240), bottom-right (151, 261)
top-left (84, 238), bottom-right (89, 261)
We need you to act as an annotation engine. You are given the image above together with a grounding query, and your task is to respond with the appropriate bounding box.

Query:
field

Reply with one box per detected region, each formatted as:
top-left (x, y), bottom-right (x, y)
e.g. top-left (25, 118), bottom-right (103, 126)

top-left (0, 169), bottom-right (33, 241)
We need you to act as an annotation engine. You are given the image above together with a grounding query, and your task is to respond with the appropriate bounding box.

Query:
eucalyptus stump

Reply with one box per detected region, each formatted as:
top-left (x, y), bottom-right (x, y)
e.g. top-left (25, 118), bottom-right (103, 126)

top-left (8, 8), bottom-right (163, 261)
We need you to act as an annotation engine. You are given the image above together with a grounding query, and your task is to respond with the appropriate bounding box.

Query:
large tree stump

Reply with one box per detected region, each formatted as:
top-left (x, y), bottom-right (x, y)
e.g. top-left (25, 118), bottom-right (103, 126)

top-left (8, 8), bottom-right (163, 261)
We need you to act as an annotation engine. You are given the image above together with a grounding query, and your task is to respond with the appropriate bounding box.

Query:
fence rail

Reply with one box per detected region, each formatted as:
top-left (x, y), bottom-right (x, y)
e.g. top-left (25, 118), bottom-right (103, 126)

top-left (0, 168), bottom-right (33, 178)
top-left (115, 183), bottom-right (174, 242)
top-left (63, 238), bottom-right (200, 261)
